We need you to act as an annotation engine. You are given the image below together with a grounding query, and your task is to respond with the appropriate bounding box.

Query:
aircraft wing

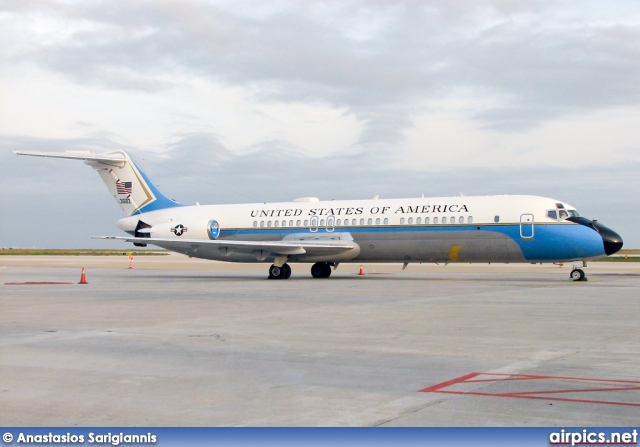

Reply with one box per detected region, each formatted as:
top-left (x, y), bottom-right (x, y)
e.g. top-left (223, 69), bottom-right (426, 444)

top-left (94, 236), bottom-right (356, 260)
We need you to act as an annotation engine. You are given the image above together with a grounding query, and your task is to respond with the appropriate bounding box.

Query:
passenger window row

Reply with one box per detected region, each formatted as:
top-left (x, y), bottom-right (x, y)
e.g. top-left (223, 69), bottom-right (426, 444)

top-left (252, 216), bottom-right (475, 228)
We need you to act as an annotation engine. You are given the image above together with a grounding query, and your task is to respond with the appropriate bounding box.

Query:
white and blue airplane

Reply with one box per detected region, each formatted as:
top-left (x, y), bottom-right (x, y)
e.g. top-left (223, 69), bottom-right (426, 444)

top-left (14, 150), bottom-right (623, 281)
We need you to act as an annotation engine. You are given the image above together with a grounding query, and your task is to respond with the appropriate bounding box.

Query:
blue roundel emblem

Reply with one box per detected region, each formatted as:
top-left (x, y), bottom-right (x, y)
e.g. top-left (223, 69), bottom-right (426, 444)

top-left (208, 220), bottom-right (220, 239)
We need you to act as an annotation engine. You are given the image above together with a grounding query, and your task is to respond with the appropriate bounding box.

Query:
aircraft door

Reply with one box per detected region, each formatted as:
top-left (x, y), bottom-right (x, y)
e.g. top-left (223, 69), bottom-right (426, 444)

top-left (520, 214), bottom-right (534, 239)
top-left (326, 215), bottom-right (335, 232)
top-left (310, 216), bottom-right (319, 233)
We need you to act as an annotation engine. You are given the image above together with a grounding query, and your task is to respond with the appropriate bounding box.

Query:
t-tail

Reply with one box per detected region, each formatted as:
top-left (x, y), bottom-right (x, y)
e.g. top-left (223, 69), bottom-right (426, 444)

top-left (13, 150), bottom-right (183, 216)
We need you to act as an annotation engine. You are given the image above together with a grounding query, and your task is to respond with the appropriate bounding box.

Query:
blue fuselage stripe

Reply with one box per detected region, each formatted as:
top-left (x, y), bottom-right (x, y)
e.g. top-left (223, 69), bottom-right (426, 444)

top-left (220, 223), bottom-right (605, 261)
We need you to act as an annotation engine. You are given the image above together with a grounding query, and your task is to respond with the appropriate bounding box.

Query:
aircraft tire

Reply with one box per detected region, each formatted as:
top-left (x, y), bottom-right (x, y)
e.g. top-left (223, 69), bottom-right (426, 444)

top-left (311, 262), bottom-right (332, 278)
top-left (311, 263), bottom-right (323, 278)
top-left (283, 264), bottom-right (292, 279)
top-left (269, 264), bottom-right (287, 280)
top-left (570, 268), bottom-right (586, 281)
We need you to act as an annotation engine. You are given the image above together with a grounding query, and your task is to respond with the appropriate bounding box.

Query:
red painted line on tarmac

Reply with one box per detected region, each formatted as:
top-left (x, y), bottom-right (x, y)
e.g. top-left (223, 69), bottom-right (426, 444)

top-left (419, 372), bottom-right (481, 392)
top-left (4, 282), bottom-right (75, 285)
top-left (462, 372), bottom-right (640, 385)
top-left (434, 390), bottom-right (640, 407)
top-left (420, 372), bottom-right (640, 407)
top-left (500, 385), bottom-right (640, 397)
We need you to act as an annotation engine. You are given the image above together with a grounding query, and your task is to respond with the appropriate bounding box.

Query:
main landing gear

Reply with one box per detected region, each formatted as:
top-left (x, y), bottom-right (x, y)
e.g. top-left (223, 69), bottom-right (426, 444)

top-left (310, 262), bottom-right (333, 278)
top-left (267, 262), bottom-right (335, 279)
top-left (268, 263), bottom-right (291, 280)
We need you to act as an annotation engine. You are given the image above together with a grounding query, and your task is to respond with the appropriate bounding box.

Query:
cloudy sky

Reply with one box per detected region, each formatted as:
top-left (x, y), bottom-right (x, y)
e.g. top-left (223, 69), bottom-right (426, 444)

top-left (1, 0), bottom-right (639, 249)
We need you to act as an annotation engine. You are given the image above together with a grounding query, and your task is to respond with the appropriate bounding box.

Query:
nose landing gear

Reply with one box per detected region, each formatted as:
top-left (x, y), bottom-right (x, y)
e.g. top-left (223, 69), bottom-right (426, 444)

top-left (570, 268), bottom-right (586, 281)
top-left (570, 261), bottom-right (587, 281)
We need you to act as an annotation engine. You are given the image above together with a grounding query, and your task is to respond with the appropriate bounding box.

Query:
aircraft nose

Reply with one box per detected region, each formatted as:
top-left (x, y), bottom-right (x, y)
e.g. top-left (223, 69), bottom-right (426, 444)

top-left (592, 221), bottom-right (623, 255)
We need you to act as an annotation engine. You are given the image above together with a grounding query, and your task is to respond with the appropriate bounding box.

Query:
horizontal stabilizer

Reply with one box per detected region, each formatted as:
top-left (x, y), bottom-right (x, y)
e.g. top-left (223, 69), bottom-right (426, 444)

top-left (13, 150), bottom-right (126, 165)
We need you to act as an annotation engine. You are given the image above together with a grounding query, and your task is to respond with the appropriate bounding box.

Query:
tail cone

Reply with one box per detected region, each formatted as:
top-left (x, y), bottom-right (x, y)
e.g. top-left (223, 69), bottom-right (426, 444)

top-left (78, 268), bottom-right (88, 284)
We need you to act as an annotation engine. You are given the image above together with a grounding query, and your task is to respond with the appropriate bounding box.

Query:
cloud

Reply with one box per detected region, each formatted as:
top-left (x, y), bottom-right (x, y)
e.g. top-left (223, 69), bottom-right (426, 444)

top-left (5, 0), bottom-right (639, 143)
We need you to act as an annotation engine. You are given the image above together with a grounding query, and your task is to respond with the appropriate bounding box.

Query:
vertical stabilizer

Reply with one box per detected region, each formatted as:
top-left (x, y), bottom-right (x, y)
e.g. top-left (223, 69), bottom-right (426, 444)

top-left (13, 150), bottom-right (183, 216)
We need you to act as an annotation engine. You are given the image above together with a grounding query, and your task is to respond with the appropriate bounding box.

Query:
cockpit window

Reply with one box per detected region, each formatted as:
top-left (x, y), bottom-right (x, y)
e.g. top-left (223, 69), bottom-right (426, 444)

top-left (547, 209), bottom-right (580, 220)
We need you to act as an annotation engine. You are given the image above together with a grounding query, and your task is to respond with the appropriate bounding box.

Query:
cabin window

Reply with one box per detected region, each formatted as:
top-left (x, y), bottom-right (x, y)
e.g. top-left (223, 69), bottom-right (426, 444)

top-left (468, 216), bottom-right (473, 223)
top-left (451, 216), bottom-right (455, 223)
top-left (494, 215), bottom-right (500, 223)
top-left (336, 219), bottom-right (342, 226)
top-left (281, 220), bottom-right (286, 227)
top-left (360, 218), bottom-right (365, 225)
top-left (459, 216), bottom-right (464, 224)
top-left (320, 219), bottom-right (325, 226)
top-left (433, 217), bottom-right (438, 224)
top-left (408, 217), bottom-right (414, 224)
top-left (267, 221), bottom-right (272, 227)
top-left (253, 221), bottom-right (257, 227)
top-left (400, 217), bottom-right (405, 224)
top-left (367, 218), bottom-right (373, 225)
top-left (296, 220), bottom-right (301, 226)
top-left (274, 220), bottom-right (279, 227)
top-left (260, 221), bottom-right (265, 227)
top-left (425, 217), bottom-right (430, 224)
top-left (384, 218), bottom-right (389, 225)
top-left (442, 217), bottom-right (447, 224)
top-left (289, 220), bottom-right (294, 226)
top-left (417, 217), bottom-right (422, 224)
top-left (375, 218), bottom-right (380, 225)
top-left (304, 219), bottom-right (309, 226)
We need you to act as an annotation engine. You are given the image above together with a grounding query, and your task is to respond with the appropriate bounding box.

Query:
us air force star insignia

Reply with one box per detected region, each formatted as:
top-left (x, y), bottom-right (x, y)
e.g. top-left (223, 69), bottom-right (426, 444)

top-left (171, 224), bottom-right (188, 236)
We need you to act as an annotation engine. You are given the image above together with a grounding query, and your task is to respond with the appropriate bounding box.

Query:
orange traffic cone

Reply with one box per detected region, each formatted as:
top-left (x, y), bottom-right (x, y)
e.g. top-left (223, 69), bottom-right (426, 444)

top-left (358, 265), bottom-right (364, 276)
top-left (78, 267), bottom-right (88, 284)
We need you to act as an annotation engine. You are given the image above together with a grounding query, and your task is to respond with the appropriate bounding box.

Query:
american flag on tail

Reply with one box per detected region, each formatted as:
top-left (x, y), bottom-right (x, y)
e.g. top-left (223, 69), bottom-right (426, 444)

top-left (116, 181), bottom-right (132, 195)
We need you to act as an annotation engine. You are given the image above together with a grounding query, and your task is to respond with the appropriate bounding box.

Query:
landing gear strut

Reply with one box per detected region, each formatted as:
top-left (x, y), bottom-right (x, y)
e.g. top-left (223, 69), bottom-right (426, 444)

top-left (268, 263), bottom-right (291, 280)
top-left (311, 262), bottom-right (332, 278)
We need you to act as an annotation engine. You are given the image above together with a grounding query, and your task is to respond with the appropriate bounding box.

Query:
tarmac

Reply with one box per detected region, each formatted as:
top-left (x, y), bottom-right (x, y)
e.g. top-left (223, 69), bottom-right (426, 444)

top-left (1, 254), bottom-right (639, 426)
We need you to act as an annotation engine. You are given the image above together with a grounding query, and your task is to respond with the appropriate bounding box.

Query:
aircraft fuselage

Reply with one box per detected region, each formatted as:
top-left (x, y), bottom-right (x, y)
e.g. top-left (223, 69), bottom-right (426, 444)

top-left (115, 195), bottom-right (620, 265)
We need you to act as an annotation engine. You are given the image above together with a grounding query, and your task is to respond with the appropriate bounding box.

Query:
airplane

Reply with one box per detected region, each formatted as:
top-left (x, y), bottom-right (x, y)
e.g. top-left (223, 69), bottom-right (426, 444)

top-left (13, 150), bottom-right (623, 281)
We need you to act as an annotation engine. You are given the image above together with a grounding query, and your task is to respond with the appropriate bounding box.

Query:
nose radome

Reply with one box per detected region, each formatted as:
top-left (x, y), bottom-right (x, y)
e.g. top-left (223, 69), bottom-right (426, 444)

top-left (603, 235), bottom-right (623, 256)
top-left (592, 221), bottom-right (623, 256)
